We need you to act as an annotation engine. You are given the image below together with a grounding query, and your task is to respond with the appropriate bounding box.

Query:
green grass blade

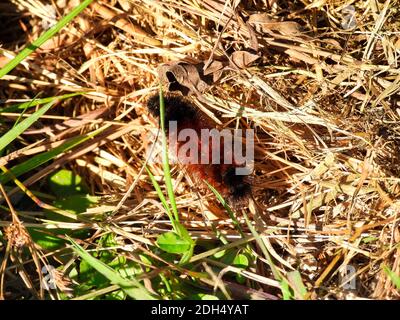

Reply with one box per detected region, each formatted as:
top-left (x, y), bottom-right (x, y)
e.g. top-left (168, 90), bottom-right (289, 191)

top-left (145, 165), bottom-right (175, 226)
top-left (0, 100), bottom-right (55, 152)
top-left (71, 285), bottom-right (120, 300)
top-left (204, 180), bottom-right (296, 298)
top-left (0, 0), bottom-right (94, 78)
top-left (0, 93), bottom-right (85, 113)
top-left (241, 209), bottom-right (281, 280)
top-left (204, 181), bottom-right (245, 237)
top-left (383, 265), bottom-right (400, 291)
top-left (153, 88), bottom-right (195, 262)
top-left (158, 87), bottom-right (179, 222)
top-left (280, 279), bottom-right (293, 300)
top-left (0, 129), bottom-right (103, 184)
top-left (287, 270), bottom-right (308, 300)
top-left (67, 236), bottom-right (158, 300)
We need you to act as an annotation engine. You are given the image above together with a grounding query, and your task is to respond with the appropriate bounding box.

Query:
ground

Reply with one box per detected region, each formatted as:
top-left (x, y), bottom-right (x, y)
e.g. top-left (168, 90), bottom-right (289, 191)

top-left (0, 0), bottom-right (399, 300)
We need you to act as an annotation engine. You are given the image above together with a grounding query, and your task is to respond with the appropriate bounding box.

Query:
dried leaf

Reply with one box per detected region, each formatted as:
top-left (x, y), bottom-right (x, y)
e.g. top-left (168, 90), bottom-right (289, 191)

top-left (203, 60), bottom-right (224, 75)
top-left (230, 51), bottom-right (260, 69)
top-left (203, 60), bottom-right (225, 82)
top-left (248, 13), bottom-right (302, 36)
top-left (157, 61), bottom-right (210, 96)
top-left (157, 51), bottom-right (259, 94)
top-left (246, 21), bottom-right (259, 51)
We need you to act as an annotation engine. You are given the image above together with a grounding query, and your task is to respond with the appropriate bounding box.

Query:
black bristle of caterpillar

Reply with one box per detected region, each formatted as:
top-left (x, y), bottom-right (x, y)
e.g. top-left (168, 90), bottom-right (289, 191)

top-left (147, 94), bottom-right (197, 124)
top-left (222, 166), bottom-right (252, 206)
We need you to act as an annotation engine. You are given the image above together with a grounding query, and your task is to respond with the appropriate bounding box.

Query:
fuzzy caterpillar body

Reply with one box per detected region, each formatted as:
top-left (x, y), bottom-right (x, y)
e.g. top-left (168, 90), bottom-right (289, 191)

top-left (147, 94), bottom-right (251, 206)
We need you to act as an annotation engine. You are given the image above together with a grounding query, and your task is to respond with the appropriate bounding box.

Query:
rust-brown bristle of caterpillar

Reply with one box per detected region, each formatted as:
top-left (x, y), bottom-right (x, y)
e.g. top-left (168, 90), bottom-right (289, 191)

top-left (146, 94), bottom-right (251, 207)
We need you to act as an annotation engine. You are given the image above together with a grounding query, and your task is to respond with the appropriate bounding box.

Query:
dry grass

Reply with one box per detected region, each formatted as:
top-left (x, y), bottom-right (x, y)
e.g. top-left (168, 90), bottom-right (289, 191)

top-left (0, 0), bottom-right (400, 300)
